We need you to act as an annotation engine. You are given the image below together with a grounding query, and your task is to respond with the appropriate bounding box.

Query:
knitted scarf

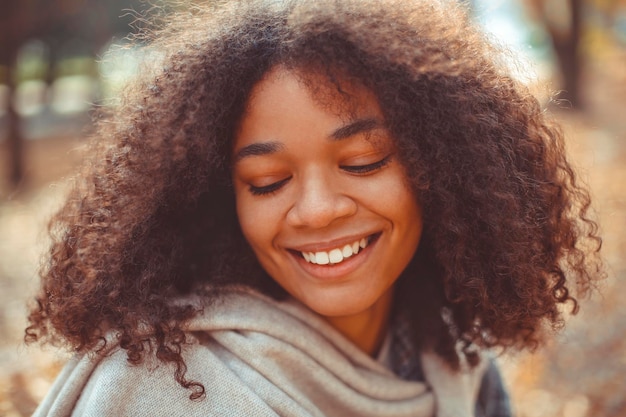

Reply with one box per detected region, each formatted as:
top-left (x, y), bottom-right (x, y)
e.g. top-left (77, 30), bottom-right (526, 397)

top-left (34, 286), bottom-right (486, 417)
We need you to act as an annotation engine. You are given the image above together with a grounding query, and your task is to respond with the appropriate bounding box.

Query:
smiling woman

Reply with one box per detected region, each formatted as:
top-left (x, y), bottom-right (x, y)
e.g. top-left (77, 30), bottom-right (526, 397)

top-left (26, 0), bottom-right (603, 416)
top-left (233, 67), bottom-right (423, 354)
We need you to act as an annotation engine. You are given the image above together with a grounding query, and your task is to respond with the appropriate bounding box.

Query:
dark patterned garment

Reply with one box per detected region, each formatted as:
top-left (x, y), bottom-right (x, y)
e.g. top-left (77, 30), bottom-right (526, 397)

top-left (389, 311), bottom-right (513, 417)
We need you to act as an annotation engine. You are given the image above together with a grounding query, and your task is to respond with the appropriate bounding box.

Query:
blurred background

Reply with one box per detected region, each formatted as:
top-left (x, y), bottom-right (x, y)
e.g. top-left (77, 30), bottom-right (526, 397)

top-left (0, 0), bottom-right (625, 416)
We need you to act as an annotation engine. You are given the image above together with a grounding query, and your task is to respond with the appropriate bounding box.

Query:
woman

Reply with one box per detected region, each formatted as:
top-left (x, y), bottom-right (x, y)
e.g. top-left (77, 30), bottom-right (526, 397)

top-left (27, 0), bottom-right (603, 416)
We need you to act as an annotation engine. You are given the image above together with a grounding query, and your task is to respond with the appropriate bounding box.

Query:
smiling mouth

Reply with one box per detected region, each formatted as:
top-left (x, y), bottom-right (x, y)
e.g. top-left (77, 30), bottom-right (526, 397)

top-left (292, 234), bottom-right (380, 266)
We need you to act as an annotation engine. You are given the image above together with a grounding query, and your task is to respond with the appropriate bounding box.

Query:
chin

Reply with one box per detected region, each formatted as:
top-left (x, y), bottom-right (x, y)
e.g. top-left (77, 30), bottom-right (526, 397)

top-left (298, 288), bottom-right (381, 319)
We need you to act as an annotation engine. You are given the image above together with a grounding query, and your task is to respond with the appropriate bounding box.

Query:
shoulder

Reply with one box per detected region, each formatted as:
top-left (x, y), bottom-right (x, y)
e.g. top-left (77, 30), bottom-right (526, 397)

top-left (33, 339), bottom-right (279, 417)
top-left (475, 357), bottom-right (513, 417)
top-left (417, 349), bottom-right (513, 417)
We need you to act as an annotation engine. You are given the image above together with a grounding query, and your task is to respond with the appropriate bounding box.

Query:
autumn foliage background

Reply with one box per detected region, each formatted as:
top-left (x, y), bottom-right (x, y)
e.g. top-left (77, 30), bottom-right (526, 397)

top-left (1, 1), bottom-right (625, 416)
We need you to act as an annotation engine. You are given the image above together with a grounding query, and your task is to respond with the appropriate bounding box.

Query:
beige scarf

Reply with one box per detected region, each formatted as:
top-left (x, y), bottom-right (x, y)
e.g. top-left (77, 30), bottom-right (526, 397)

top-left (34, 286), bottom-right (486, 417)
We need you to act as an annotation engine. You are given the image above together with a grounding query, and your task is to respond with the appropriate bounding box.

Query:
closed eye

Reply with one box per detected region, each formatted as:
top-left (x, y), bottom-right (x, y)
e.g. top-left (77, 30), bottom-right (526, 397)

top-left (249, 177), bottom-right (291, 196)
top-left (340, 155), bottom-right (392, 174)
top-left (247, 155), bottom-right (391, 195)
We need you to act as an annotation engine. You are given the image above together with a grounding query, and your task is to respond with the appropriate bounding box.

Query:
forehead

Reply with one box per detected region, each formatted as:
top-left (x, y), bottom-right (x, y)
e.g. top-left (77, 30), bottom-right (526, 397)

top-left (242, 66), bottom-right (383, 125)
top-left (232, 67), bottom-right (387, 163)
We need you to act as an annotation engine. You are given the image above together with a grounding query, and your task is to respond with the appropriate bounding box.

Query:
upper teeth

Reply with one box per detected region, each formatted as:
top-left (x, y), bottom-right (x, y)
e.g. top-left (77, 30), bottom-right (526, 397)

top-left (302, 237), bottom-right (369, 265)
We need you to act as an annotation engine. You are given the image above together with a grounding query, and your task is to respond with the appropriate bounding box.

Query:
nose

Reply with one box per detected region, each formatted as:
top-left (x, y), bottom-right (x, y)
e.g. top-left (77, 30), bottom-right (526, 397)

top-left (286, 173), bottom-right (357, 229)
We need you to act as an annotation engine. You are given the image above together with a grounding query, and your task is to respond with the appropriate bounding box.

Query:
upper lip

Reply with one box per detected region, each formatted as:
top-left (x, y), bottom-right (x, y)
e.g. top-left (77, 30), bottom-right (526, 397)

top-left (286, 232), bottom-right (377, 253)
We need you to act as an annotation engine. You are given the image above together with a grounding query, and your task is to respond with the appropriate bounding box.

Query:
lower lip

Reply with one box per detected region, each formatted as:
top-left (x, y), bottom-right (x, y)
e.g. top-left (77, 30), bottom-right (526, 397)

top-left (290, 237), bottom-right (378, 281)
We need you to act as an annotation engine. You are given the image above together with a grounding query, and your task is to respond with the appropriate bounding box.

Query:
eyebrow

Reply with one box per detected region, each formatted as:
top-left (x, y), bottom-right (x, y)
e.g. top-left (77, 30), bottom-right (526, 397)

top-left (233, 142), bottom-right (284, 163)
top-left (233, 117), bottom-right (384, 163)
top-left (329, 117), bottom-right (383, 141)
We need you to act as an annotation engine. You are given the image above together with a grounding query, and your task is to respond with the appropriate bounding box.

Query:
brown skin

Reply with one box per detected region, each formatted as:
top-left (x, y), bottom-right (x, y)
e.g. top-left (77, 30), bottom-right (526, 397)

top-left (26, 0), bottom-right (604, 400)
top-left (232, 67), bottom-right (423, 355)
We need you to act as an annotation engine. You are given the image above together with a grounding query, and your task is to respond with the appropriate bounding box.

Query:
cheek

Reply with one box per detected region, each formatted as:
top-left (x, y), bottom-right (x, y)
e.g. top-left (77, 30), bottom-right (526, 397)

top-left (396, 185), bottom-right (422, 227)
top-left (367, 169), bottom-right (421, 220)
top-left (376, 171), bottom-right (423, 245)
top-left (236, 195), bottom-right (260, 247)
top-left (235, 192), bottom-right (280, 254)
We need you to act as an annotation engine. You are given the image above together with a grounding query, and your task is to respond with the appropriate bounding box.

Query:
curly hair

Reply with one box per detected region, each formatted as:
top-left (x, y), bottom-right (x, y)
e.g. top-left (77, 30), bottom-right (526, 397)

top-left (26, 0), bottom-right (603, 399)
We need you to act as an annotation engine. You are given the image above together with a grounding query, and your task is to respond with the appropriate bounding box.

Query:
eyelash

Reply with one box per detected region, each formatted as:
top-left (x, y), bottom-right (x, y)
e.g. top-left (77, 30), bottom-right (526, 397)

top-left (249, 177), bottom-right (291, 196)
top-left (248, 155), bottom-right (392, 196)
top-left (340, 155), bottom-right (392, 174)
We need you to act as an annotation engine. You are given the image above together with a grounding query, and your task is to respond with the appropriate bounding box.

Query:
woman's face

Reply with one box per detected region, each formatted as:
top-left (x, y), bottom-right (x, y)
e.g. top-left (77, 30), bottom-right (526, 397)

top-left (232, 66), bottom-right (423, 319)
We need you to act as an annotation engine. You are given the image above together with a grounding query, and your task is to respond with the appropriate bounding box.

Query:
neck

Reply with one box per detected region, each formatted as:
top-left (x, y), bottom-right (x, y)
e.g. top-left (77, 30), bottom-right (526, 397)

top-left (324, 287), bottom-right (394, 356)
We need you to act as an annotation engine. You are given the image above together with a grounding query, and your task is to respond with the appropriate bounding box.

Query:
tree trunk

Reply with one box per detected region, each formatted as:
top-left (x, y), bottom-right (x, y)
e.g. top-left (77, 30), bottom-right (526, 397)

top-left (6, 50), bottom-right (25, 188)
top-left (549, 0), bottom-right (583, 108)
